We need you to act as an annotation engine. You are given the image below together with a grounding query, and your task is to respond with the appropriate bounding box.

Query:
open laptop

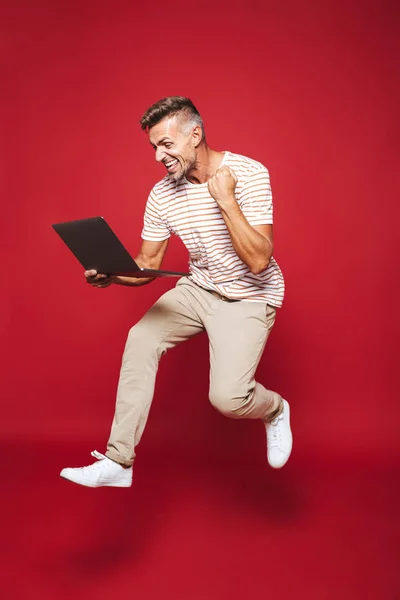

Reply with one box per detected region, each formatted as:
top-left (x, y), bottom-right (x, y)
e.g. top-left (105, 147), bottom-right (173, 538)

top-left (52, 216), bottom-right (190, 278)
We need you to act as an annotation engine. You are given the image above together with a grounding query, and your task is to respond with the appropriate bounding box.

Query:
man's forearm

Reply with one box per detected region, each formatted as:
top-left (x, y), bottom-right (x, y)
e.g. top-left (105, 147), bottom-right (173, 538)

top-left (110, 275), bottom-right (155, 287)
top-left (219, 200), bottom-right (272, 274)
top-left (108, 249), bottom-right (163, 287)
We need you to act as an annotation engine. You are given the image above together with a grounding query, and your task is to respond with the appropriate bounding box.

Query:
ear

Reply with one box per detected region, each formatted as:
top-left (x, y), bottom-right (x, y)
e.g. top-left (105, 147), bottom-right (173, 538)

top-left (191, 125), bottom-right (203, 148)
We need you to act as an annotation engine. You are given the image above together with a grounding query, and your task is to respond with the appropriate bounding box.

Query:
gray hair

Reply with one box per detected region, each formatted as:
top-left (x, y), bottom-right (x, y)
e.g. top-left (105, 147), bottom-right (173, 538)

top-left (140, 96), bottom-right (206, 141)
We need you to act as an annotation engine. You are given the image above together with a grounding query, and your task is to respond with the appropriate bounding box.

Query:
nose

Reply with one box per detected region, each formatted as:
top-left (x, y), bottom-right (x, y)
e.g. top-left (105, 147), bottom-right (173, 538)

top-left (155, 147), bottom-right (166, 163)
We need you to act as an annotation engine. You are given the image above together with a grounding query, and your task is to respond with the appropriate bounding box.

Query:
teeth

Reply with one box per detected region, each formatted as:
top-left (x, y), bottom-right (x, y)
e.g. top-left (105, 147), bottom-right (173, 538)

top-left (165, 159), bottom-right (178, 168)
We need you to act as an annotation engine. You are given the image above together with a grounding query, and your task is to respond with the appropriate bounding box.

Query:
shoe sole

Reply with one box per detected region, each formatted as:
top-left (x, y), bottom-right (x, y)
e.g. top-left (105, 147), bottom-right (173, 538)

top-left (60, 474), bottom-right (132, 488)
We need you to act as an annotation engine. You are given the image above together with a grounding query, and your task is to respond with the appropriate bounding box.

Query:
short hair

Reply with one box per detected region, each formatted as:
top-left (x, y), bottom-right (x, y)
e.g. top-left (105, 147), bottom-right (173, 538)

top-left (140, 96), bottom-right (205, 140)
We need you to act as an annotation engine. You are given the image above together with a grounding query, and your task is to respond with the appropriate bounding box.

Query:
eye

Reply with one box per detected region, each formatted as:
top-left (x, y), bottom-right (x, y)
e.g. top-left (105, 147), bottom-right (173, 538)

top-left (165, 143), bottom-right (173, 149)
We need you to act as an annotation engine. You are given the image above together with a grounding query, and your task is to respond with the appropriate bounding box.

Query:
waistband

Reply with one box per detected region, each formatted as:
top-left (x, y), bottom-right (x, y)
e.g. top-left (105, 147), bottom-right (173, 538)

top-left (201, 287), bottom-right (240, 303)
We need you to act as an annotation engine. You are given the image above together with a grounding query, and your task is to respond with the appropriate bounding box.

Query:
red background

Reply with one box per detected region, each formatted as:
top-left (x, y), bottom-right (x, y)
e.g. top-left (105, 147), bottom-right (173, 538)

top-left (1, 1), bottom-right (399, 599)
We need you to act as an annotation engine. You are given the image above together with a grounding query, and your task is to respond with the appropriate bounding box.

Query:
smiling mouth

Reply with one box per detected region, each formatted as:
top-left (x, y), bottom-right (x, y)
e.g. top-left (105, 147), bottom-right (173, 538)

top-left (164, 158), bottom-right (179, 171)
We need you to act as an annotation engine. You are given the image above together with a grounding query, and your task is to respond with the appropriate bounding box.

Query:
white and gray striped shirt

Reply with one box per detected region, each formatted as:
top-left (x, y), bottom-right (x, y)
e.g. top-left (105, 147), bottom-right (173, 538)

top-left (141, 151), bottom-right (285, 307)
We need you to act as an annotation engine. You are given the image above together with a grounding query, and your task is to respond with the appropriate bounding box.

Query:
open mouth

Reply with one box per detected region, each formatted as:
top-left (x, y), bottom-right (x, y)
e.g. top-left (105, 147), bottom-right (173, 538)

top-left (164, 158), bottom-right (179, 172)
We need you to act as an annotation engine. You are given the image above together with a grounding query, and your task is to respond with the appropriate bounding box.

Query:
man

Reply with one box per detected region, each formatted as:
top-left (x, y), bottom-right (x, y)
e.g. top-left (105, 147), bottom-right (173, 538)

top-left (60, 96), bottom-right (292, 488)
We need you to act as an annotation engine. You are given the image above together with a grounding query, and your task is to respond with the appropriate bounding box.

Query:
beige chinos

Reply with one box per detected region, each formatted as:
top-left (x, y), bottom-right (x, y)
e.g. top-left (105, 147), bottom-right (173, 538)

top-left (106, 277), bottom-right (282, 467)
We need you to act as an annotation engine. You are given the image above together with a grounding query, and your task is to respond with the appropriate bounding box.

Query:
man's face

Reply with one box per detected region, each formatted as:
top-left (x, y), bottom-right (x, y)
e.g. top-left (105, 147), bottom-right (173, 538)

top-left (149, 116), bottom-right (197, 181)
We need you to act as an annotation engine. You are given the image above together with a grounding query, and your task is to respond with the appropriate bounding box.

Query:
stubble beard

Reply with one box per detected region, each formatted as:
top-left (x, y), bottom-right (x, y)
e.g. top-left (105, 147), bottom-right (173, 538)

top-left (169, 149), bottom-right (197, 182)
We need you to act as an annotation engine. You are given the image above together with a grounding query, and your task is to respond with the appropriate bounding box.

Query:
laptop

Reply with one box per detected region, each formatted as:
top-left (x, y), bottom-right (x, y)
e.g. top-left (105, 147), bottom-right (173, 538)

top-left (52, 216), bottom-right (190, 278)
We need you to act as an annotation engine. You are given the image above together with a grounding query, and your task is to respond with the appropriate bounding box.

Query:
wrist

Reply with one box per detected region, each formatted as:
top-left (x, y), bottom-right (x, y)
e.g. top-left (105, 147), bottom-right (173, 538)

top-left (216, 194), bottom-right (240, 210)
top-left (218, 196), bottom-right (240, 215)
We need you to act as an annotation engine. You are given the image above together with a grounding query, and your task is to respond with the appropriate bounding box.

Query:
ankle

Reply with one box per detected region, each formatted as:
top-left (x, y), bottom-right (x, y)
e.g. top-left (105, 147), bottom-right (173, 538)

top-left (265, 398), bottom-right (284, 423)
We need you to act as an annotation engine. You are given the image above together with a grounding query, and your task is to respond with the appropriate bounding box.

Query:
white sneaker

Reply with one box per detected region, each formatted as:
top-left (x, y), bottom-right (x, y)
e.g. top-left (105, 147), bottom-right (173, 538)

top-left (265, 399), bottom-right (293, 468)
top-left (60, 450), bottom-right (133, 488)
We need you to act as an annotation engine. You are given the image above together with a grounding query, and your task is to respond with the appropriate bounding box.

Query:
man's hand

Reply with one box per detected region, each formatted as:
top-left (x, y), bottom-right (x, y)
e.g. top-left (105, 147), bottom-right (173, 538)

top-left (207, 166), bottom-right (238, 207)
top-left (85, 270), bottom-right (113, 288)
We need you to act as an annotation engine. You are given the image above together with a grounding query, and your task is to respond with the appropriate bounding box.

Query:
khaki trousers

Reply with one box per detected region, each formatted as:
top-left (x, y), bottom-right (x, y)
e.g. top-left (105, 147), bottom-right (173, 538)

top-left (106, 277), bottom-right (282, 467)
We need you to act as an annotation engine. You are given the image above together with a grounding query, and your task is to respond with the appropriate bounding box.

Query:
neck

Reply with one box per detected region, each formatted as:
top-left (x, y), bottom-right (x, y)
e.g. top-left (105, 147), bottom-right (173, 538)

top-left (185, 145), bottom-right (224, 184)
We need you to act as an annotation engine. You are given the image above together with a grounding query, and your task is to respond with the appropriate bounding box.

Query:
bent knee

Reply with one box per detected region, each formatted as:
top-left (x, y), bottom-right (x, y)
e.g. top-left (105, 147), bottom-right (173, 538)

top-left (126, 324), bottom-right (150, 347)
top-left (209, 389), bottom-right (252, 418)
top-left (125, 324), bottom-right (163, 359)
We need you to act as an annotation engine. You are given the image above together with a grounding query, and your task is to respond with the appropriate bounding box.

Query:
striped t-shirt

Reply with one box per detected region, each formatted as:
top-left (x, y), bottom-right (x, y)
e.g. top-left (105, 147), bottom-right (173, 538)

top-left (141, 151), bottom-right (285, 307)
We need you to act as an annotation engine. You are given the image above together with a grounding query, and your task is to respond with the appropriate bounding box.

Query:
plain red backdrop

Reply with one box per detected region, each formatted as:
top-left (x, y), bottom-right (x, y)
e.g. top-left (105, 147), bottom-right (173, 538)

top-left (1, 1), bottom-right (399, 599)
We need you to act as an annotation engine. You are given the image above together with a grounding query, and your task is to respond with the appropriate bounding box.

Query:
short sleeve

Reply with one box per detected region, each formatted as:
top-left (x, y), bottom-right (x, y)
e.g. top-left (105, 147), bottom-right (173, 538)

top-left (141, 188), bottom-right (171, 242)
top-left (238, 168), bottom-right (273, 226)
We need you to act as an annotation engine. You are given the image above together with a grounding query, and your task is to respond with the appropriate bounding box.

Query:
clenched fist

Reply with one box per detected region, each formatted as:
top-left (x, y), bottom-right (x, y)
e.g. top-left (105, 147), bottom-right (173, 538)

top-left (207, 166), bottom-right (238, 206)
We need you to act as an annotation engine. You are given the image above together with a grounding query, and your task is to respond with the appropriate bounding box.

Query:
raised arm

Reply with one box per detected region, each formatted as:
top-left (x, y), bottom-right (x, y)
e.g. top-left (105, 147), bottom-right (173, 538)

top-left (85, 238), bottom-right (169, 288)
top-left (207, 166), bottom-right (274, 274)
